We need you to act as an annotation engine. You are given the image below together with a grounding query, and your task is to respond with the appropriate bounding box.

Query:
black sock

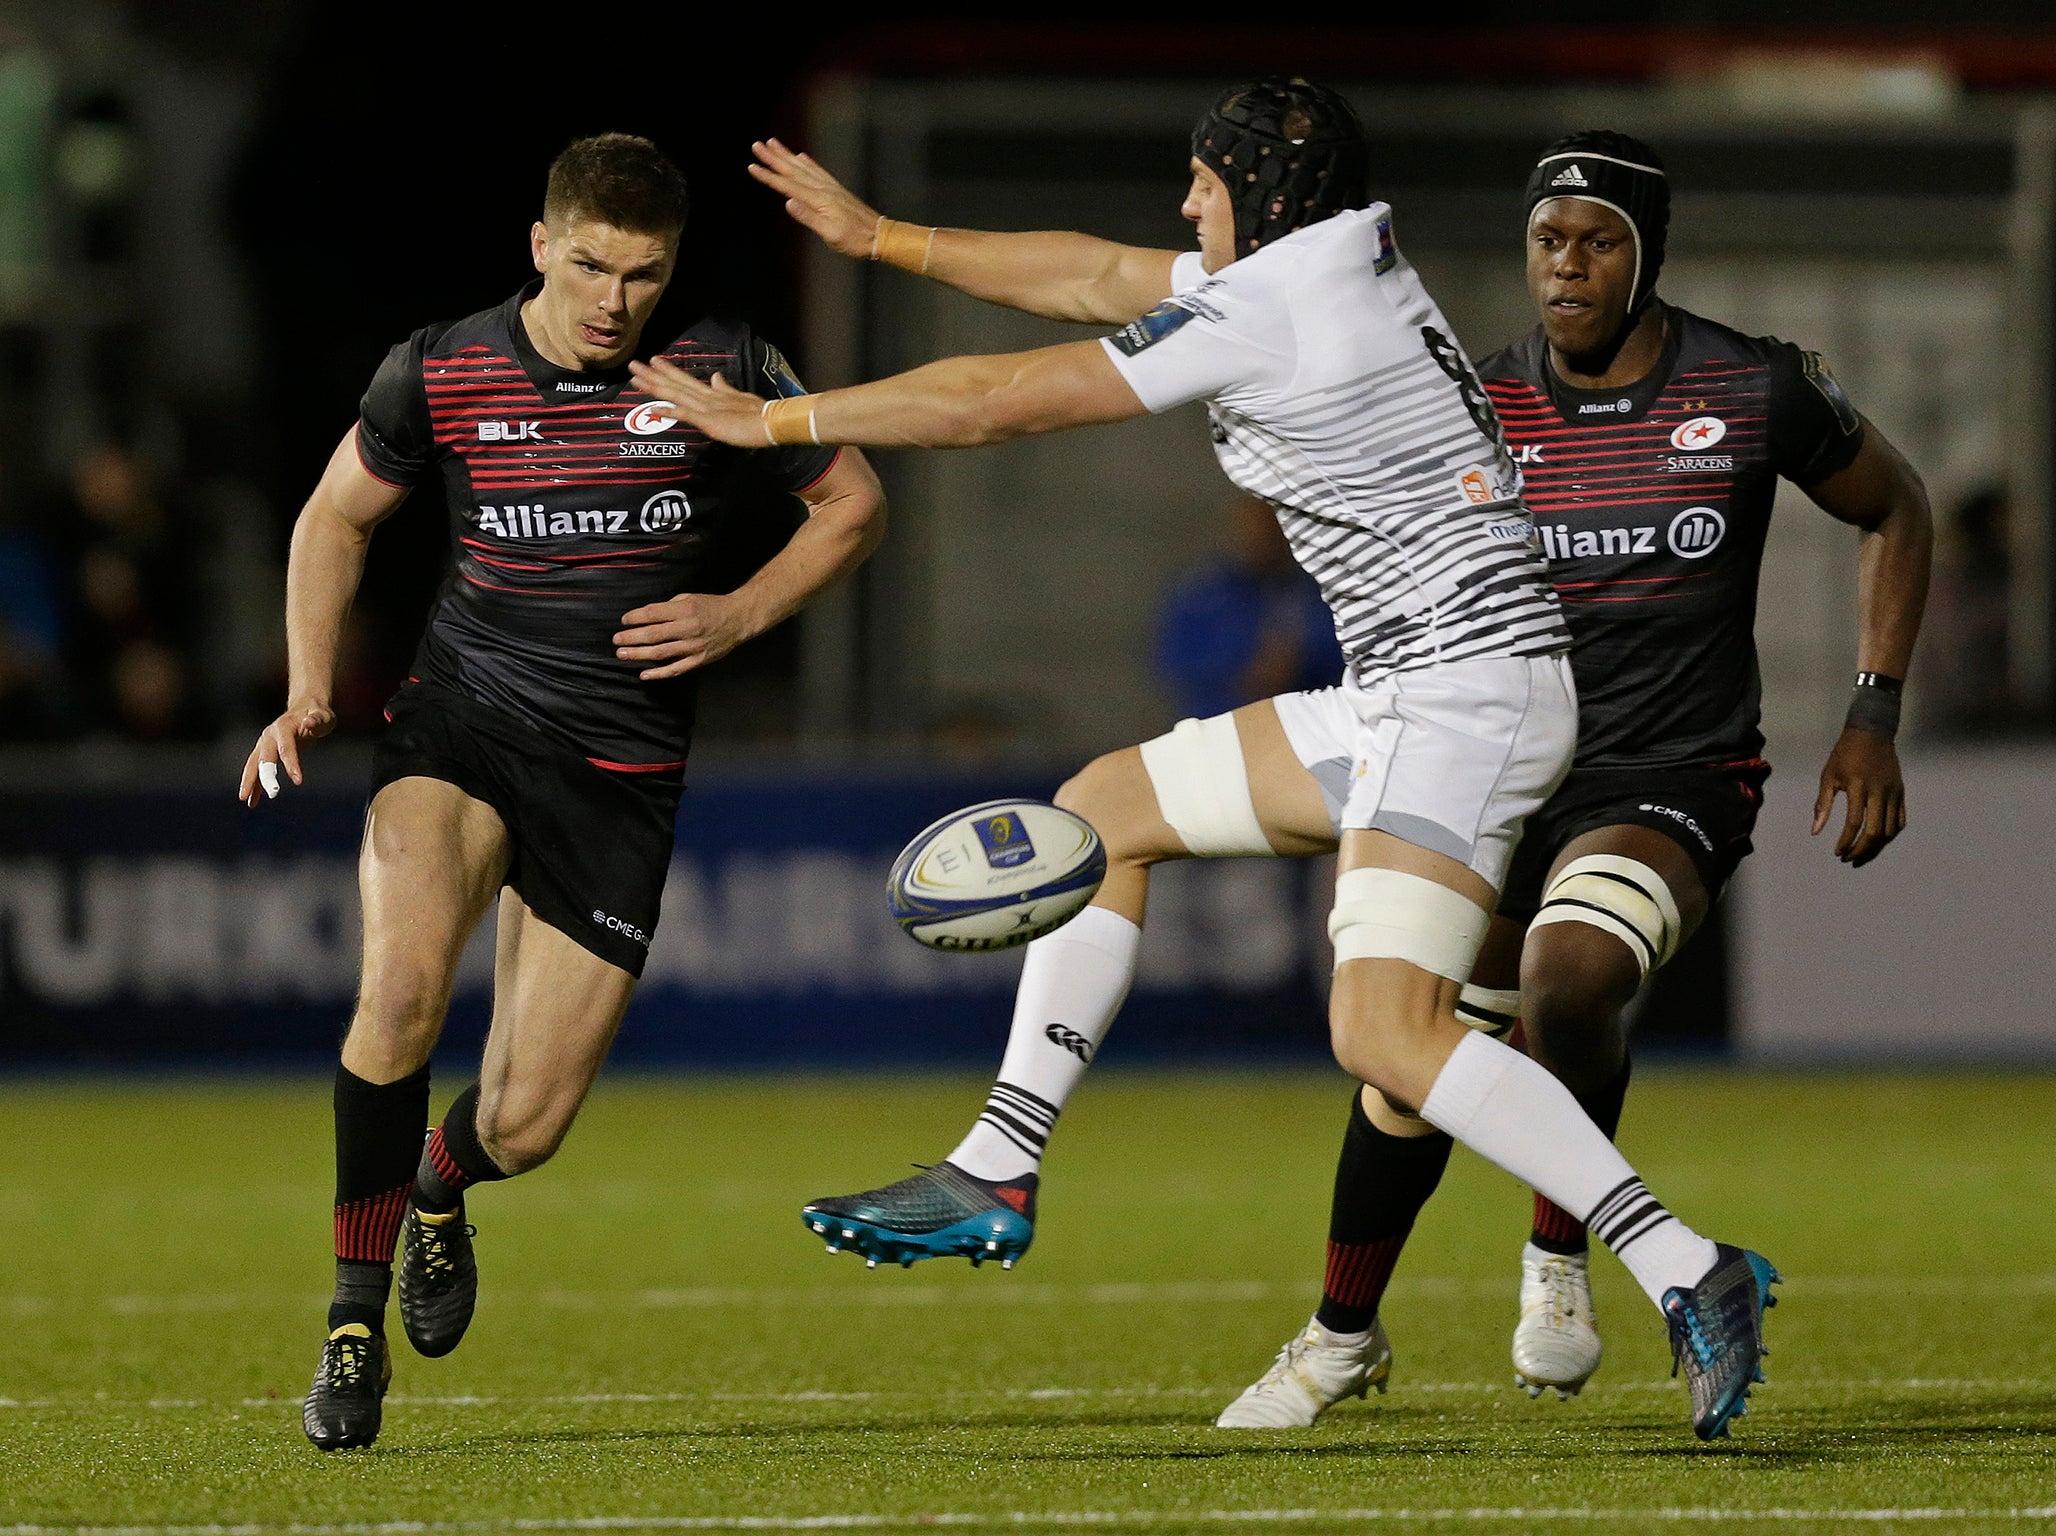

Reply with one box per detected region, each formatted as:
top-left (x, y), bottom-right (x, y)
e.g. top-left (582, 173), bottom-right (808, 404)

top-left (414, 1082), bottom-right (510, 1215)
top-left (330, 1062), bottom-right (431, 1333)
top-left (1314, 1090), bottom-right (1454, 1335)
top-left (1529, 1054), bottom-right (1633, 1256)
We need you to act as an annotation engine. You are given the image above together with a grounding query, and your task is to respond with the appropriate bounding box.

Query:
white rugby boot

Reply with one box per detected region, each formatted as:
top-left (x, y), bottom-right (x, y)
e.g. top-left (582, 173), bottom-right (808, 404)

top-left (1215, 1315), bottom-right (1391, 1428)
top-left (1512, 1242), bottom-right (1603, 1399)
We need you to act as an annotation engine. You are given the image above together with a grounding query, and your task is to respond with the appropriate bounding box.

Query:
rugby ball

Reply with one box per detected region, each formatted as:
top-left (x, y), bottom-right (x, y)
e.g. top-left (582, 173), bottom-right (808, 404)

top-left (888, 798), bottom-right (1106, 951)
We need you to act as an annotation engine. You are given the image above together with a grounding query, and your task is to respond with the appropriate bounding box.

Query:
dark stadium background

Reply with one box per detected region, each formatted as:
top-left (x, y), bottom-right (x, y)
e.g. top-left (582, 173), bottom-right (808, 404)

top-left (0, 1), bottom-right (2049, 1067)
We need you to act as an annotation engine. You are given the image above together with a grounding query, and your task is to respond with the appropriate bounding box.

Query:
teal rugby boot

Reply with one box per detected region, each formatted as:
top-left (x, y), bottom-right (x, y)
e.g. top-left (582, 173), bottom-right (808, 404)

top-left (802, 1163), bottom-right (1037, 1269)
top-left (1663, 1243), bottom-right (1780, 1440)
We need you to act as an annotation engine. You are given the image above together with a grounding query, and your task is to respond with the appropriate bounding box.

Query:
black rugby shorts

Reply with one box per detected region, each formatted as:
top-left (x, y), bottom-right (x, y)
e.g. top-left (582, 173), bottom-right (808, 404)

top-left (1497, 759), bottom-right (1770, 927)
top-left (369, 683), bottom-right (681, 976)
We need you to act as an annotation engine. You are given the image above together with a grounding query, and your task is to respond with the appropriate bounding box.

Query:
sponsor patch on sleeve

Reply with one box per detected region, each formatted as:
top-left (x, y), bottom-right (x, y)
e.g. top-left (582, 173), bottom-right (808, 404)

top-left (1374, 215), bottom-right (1397, 275)
top-left (1108, 299), bottom-right (1198, 357)
top-left (1802, 351), bottom-right (1861, 436)
top-left (761, 345), bottom-right (808, 399)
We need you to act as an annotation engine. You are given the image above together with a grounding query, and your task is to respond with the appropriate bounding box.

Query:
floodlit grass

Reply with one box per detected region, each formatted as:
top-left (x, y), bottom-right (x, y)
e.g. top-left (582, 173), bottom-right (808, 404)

top-left (1, 1070), bottom-right (2052, 1533)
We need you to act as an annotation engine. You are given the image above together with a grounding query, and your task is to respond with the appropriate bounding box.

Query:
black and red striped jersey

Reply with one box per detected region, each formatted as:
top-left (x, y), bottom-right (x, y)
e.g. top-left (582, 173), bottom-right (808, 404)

top-left (356, 282), bottom-right (837, 771)
top-left (1479, 306), bottom-right (1863, 772)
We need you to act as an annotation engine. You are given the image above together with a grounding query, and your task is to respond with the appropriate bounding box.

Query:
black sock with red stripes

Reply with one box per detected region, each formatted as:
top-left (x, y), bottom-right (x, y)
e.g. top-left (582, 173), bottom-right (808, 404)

top-left (412, 1082), bottom-right (510, 1215)
top-left (1314, 1090), bottom-right (1454, 1336)
top-left (330, 1062), bottom-right (431, 1334)
top-left (1528, 1055), bottom-right (1633, 1256)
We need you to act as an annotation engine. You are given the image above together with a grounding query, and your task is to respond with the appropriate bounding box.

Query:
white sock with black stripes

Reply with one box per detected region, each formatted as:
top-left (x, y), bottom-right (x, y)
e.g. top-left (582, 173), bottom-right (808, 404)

top-left (1421, 1031), bottom-right (1718, 1309)
top-left (947, 905), bottom-right (1142, 1184)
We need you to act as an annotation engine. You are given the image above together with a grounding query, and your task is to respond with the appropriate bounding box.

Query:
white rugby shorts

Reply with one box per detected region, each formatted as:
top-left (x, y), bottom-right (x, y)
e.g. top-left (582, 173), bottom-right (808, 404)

top-left (1272, 655), bottom-right (1577, 891)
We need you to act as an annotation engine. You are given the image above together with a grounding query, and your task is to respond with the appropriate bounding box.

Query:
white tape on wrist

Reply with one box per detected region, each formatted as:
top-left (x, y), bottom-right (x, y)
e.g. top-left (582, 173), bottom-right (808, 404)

top-left (1137, 714), bottom-right (1272, 858)
top-left (1327, 867), bottom-right (1489, 981)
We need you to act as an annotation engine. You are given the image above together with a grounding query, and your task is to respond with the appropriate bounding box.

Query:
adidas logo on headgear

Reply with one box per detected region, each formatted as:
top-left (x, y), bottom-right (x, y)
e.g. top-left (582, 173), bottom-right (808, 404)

top-left (1551, 163), bottom-right (1589, 188)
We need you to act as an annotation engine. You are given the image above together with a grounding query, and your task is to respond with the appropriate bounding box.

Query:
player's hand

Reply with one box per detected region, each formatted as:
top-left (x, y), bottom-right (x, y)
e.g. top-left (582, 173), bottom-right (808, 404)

top-left (748, 138), bottom-right (883, 262)
top-left (627, 359), bottom-right (769, 449)
top-left (239, 700), bottom-right (336, 807)
top-left (1812, 726), bottom-right (1907, 867)
top-left (615, 592), bottom-right (761, 680)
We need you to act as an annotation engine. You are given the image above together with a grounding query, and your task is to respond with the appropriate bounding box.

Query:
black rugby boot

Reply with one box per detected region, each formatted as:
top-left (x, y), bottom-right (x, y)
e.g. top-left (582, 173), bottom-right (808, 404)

top-left (397, 1200), bottom-right (478, 1358)
top-left (302, 1323), bottom-right (391, 1450)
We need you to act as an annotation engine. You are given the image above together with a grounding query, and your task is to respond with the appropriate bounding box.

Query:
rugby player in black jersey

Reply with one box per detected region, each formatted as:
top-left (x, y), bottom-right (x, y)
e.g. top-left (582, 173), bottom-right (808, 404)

top-left (238, 134), bottom-right (884, 1450)
top-left (1216, 130), bottom-right (1932, 1428)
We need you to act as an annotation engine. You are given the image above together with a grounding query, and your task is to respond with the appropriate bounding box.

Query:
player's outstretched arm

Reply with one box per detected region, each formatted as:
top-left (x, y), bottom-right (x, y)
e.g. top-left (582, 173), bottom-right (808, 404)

top-left (238, 430), bottom-right (410, 806)
top-left (750, 138), bottom-right (1180, 326)
top-left (613, 450), bottom-right (886, 682)
top-left (1805, 420), bottom-right (1933, 866)
top-left (630, 340), bottom-right (1146, 454)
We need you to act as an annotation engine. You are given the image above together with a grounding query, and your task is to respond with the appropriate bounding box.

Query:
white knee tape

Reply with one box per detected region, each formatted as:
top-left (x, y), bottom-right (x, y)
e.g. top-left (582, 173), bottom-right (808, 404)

top-left (1455, 983), bottom-right (1522, 1039)
top-left (1327, 867), bottom-right (1489, 981)
top-left (1528, 854), bottom-right (1682, 978)
top-left (1138, 714), bottom-right (1273, 858)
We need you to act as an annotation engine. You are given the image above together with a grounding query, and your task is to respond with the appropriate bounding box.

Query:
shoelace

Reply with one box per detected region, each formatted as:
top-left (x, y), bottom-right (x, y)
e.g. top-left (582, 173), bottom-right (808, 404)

top-left (1669, 1300), bottom-right (1717, 1377)
top-left (1534, 1259), bottom-right (1584, 1328)
top-left (1254, 1330), bottom-right (1319, 1389)
top-left (416, 1218), bottom-right (476, 1283)
top-left (327, 1337), bottom-right (371, 1389)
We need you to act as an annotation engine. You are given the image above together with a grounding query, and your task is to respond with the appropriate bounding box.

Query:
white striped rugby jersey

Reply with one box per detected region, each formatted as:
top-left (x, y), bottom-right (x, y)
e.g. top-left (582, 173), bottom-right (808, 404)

top-left (1101, 207), bottom-right (1568, 688)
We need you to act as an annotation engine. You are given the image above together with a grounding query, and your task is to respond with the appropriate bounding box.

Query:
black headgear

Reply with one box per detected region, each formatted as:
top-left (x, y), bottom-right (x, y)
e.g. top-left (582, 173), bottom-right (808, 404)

top-left (1192, 76), bottom-right (1371, 256)
top-left (1523, 130), bottom-right (1670, 321)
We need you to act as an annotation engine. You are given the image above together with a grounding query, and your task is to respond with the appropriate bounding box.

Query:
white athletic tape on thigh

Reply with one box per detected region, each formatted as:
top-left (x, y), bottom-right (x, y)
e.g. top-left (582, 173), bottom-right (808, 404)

top-left (1327, 867), bottom-right (1489, 981)
top-left (1455, 983), bottom-right (1522, 1038)
top-left (1527, 854), bottom-right (1682, 977)
top-left (1137, 714), bottom-right (1273, 859)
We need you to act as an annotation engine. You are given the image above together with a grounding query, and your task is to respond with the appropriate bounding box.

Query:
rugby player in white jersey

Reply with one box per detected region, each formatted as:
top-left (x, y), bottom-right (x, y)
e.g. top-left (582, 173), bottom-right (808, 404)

top-left (636, 79), bottom-right (1776, 1438)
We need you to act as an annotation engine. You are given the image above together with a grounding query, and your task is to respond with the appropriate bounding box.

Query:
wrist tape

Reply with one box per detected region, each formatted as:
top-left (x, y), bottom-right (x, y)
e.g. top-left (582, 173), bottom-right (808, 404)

top-left (872, 216), bottom-right (936, 274)
top-left (1845, 672), bottom-right (1903, 738)
top-left (761, 395), bottom-right (820, 447)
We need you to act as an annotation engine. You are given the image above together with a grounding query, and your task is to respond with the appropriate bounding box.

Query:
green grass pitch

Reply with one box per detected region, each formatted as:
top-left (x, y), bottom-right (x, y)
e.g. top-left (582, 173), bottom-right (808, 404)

top-left (2, 1070), bottom-right (2053, 1533)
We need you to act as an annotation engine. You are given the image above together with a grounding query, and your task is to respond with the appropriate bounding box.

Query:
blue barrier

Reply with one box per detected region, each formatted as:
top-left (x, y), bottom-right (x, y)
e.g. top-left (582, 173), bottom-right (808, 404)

top-left (0, 774), bottom-right (1337, 1066)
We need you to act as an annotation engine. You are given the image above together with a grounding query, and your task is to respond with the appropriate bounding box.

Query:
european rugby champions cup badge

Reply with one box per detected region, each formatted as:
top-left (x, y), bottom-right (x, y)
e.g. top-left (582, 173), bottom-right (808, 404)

top-left (974, 811), bottom-right (1038, 870)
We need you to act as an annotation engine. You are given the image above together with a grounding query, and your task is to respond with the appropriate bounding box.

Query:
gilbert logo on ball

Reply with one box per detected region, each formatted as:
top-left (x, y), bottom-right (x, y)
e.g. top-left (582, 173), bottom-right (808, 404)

top-left (889, 798), bottom-right (1106, 952)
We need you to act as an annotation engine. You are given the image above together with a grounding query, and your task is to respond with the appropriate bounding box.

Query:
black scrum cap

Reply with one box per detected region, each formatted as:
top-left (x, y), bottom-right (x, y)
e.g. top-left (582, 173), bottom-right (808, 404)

top-left (1524, 131), bottom-right (1671, 319)
top-left (1193, 76), bottom-right (1371, 256)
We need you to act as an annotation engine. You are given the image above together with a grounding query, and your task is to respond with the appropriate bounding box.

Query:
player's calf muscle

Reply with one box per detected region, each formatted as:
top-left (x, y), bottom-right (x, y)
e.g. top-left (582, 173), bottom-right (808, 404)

top-left (472, 1093), bottom-right (569, 1174)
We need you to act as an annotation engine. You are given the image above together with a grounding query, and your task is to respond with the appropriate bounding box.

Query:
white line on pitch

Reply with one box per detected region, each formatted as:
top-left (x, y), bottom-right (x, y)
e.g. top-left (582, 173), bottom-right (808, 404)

top-left (7, 1505), bottom-right (2056, 1533)
top-left (11, 1273), bottom-right (2056, 1318)
top-left (2, 1376), bottom-right (2050, 1413)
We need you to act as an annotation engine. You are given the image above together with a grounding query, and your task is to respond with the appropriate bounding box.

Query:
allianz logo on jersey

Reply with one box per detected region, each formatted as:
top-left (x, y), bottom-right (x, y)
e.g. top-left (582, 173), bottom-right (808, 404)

top-left (475, 490), bottom-right (693, 539)
top-left (1538, 505), bottom-right (1727, 561)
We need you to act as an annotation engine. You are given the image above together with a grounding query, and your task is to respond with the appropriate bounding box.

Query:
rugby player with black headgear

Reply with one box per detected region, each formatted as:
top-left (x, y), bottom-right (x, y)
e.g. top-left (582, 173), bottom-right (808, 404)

top-left (641, 85), bottom-right (1784, 1439)
top-left (239, 133), bottom-right (885, 1450)
top-left (1217, 129), bottom-right (1931, 1429)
